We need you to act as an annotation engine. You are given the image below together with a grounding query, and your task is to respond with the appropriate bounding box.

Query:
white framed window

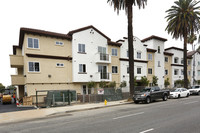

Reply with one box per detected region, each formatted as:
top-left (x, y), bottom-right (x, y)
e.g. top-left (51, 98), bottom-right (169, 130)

top-left (148, 68), bottom-right (152, 74)
top-left (79, 64), bottom-right (86, 73)
top-left (137, 51), bottom-right (141, 59)
top-left (127, 50), bottom-right (129, 57)
top-left (78, 44), bottom-right (85, 53)
top-left (165, 69), bottom-right (168, 75)
top-left (112, 66), bottom-right (118, 73)
top-left (55, 41), bottom-right (63, 46)
top-left (137, 67), bottom-right (141, 74)
top-left (165, 57), bottom-right (168, 62)
top-left (148, 54), bottom-right (152, 60)
top-left (127, 66), bottom-right (129, 74)
top-left (158, 46), bottom-right (160, 53)
top-left (188, 60), bottom-right (191, 65)
top-left (98, 46), bottom-right (106, 54)
top-left (158, 61), bottom-right (161, 67)
top-left (112, 48), bottom-right (118, 56)
top-left (181, 69), bottom-right (184, 75)
top-left (181, 58), bottom-right (184, 64)
top-left (174, 69), bottom-right (179, 75)
top-left (28, 38), bottom-right (39, 49)
top-left (28, 62), bottom-right (40, 72)
top-left (198, 61), bottom-right (200, 66)
top-left (198, 70), bottom-right (200, 76)
top-left (56, 63), bottom-right (64, 67)
top-left (174, 57), bottom-right (179, 63)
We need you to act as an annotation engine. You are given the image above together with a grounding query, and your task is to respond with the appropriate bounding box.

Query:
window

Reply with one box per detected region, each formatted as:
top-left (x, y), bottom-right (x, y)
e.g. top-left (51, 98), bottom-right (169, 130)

top-left (112, 66), bottom-right (118, 73)
top-left (181, 69), bottom-right (184, 75)
top-left (28, 62), bottom-right (40, 72)
top-left (188, 71), bottom-right (191, 76)
top-left (148, 54), bottom-right (153, 60)
top-left (127, 50), bottom-right (129, 57)
top-left (112, 48), bottom-right (117, 56)
top-left (158, 61), bottom-right (161, 67)
top-left (98, 46), bottom-right (106, 54)
top-left (188, 60), bottom-right (191, 65)
top-left (198, 70), bottom-right (200, 76)
top-left (28, 38), bottom-right (39, 49)
top-left (174, 57), bottom-right (179, 63)
top-left (79, 64), bottom-right (86, 73)
top-left (174, 69), bottom-right (179, 75)
top-left (158, 46), bottom-right (160, 53)
top-left (137, 52), bottom-right (141, 59)
top-left (82, 85), bottom-right (87, 95)
top-left (127, 67), bottom-right (129, 74)
top-left (78, 44), bottom-right (85, 53)
top-left (55, 41), bottom-right (63, 46)
top-left (198, 61), bottom-right (200, 66)
top-left (137, 67), bottom-right (141, 74)
top-left (181, 59), bottom-right (184, 64)
top-left (56, 63), bottom-right (64, 67)
top-left (148, 68), bottom-right (152, 74)
top-left (165, 69), bottom-right (168, 75)
top-left (165, 57), bottom-right (168, 62)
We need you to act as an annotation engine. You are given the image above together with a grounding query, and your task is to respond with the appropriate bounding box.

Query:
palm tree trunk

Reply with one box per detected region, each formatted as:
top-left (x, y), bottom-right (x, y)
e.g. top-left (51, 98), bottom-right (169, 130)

top-left (184, 32), bottom-right (188, 88)
top-left (127, 2), bottom-right (134, 96)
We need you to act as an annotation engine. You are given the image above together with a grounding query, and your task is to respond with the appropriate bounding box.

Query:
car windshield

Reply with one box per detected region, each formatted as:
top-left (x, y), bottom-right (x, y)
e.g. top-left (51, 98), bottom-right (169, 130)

top-left (140, 88), bottom-right (151, 92)
top-left (171, 89), bottom-right (179, 92)
top-left (192, 86), bottom-right (199, 89)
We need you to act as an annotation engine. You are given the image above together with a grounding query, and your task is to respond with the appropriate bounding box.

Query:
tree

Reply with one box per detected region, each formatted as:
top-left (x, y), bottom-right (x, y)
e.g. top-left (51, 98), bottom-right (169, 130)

top-left (152, 76), bottom-right (158, 86)
top-left (140, 76), bottom-right (149, 86)
top-left (107, 0), bottom-right (147, 96)
top-left (164, 78), bottom-right (170, 88)
top-left (87, 81), bottom-right (96, 89)
top-left (165, 0), bottom-right (200, 88)
top-left (120, 81), bottom-right (127, 88)
top-left (0, 83), bottom-right (5, 93)
top-left (99, 81), bottom-right (108, 88)
top-left (108, 81), bottom-right (116, 88)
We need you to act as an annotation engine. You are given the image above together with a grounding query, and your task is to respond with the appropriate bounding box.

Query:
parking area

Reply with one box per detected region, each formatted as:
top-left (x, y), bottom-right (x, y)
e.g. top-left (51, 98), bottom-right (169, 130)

top-left (0, 98), bottom-right (35, 113)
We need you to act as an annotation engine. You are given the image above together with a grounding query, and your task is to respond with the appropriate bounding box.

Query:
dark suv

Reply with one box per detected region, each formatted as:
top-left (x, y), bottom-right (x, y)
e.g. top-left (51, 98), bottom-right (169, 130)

top-left (133, 86), bottom-right (170, 104)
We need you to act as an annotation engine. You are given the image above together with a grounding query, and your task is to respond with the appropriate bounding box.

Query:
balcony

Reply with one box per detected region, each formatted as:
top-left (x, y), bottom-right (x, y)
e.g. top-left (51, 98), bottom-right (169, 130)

top-left (95, 53), bottom-right (111, 64)
top-left (10, 55), bottom-right (24, 68)
top-left (94, 72), bottom-right (112, 82)
top-left (11, 75), bottom-right (25, 85)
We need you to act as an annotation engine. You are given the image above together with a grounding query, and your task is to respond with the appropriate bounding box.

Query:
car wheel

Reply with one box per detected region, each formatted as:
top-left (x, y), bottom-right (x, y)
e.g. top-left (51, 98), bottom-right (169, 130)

top-left (178, 94), bottom-right (180, 98)
top-left (186, 93), bottom-right (189, 97)
top-left (134, 101), bottom-right (139, 104)
top-left (163, 95), bottom-right (168, 101)
top-left (198, 91), bottom-right (200, 95)
top-left (146, 97), bottom-right (150, 104)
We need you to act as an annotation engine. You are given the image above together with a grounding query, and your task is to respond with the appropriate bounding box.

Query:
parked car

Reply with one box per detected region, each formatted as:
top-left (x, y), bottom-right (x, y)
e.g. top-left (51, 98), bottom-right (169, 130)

top-left (133, 86), bottom-right (170, 104)
top-left (189, 85), bottom-right (200, 95)
top-left (169, 88), bottom-right (190, 98)
top-left (2, 95), bottom-right (12, 104)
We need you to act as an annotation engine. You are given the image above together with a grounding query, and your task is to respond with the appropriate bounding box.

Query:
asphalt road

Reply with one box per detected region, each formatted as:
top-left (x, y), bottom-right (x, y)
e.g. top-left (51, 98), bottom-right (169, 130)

top-left (0, 98), bottom-right (35, 113)
top-left (0, 96), bottom-right (200, 133)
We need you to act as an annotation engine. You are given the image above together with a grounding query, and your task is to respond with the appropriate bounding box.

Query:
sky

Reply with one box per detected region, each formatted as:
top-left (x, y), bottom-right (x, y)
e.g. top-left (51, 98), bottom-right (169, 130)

top-left (0, 0), bottom-right (195, 86)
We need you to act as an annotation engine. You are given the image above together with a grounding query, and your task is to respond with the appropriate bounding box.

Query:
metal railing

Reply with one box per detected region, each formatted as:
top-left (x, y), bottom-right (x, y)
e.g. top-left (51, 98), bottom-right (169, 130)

top-left (100, 73), bottom-right (110, 80)
top-left (100, 53), bottom-right (109, 61)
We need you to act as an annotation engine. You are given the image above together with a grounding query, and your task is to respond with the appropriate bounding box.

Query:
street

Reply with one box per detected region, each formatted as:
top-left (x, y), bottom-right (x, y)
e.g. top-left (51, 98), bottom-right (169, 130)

top-left (0, 96), bottom-right (200, 133)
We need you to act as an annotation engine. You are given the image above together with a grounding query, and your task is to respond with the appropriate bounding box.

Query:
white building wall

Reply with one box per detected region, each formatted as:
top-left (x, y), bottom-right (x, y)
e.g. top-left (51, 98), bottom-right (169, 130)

top-left (120, 37), bottom-right (147, 91)
top-left (145, 39), bottom-right (165, 88)
top-left (72, 28), bottom-right (109, 82)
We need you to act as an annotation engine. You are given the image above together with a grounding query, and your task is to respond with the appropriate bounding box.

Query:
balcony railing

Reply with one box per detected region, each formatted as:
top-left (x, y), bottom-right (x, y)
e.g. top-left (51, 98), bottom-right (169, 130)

top-left (95, 53), bottom-right (111, 64)
top-left (10, 55), bottom-right (24, 68)
top-left (100, 72), bottom-right (110, 80)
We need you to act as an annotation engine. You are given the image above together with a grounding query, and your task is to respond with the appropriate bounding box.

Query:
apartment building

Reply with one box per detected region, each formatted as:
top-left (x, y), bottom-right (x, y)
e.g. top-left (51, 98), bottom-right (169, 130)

top-left (10, 25), bottom-right (198, 99)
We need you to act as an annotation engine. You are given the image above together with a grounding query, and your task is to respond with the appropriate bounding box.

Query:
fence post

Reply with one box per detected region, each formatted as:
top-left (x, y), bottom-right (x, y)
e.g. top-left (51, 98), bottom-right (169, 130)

top-left (83, 93), bottom-right (85, 103)
top-left (63, 93), bottom-right (65, 105)
top-left (89, 94), bottom-right (90, 103)
top-left (36, 91), bottom-right (38, 108)
top-left (68, 90), bottom-right (71, 105)
top-left (53, 94), bottom-right (55, 106)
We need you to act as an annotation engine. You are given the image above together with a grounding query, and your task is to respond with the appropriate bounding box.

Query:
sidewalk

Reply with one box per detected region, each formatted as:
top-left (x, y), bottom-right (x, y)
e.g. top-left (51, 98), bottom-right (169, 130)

top-left (0, 100), bottom-right (131, 124)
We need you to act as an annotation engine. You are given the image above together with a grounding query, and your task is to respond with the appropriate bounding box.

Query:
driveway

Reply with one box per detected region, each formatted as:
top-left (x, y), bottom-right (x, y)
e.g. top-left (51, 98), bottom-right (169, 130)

top-left (0, 98), bottom-right (35, 113)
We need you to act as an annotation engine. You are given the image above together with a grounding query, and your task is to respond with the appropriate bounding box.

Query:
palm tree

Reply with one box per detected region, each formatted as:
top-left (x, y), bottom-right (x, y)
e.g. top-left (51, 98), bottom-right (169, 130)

top-left (165, 0), bottom-right (200, 88)
top-left (187, 34), bottom-right (200, 50)
top-left (107, 0), bottom-right (147, 96)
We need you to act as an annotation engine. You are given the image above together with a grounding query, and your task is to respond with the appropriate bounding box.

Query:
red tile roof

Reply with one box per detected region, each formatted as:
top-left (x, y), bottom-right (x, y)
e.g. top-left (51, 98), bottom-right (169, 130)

top-left (141, 35), bottom-right (167, 42)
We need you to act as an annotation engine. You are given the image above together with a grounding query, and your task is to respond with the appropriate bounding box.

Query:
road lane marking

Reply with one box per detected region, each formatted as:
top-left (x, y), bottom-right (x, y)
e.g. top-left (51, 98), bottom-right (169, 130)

top-left (184, 101), bottom-right (198, 105)
top-left (139, 128), bottom-right (154, 133)
top-left (113, 112), bottom-right (144, 120)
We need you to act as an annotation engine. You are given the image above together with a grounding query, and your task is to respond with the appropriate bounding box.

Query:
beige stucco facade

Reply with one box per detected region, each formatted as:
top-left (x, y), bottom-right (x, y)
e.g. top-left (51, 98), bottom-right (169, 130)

top-left (108, 45), bottom-right (121, 87)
